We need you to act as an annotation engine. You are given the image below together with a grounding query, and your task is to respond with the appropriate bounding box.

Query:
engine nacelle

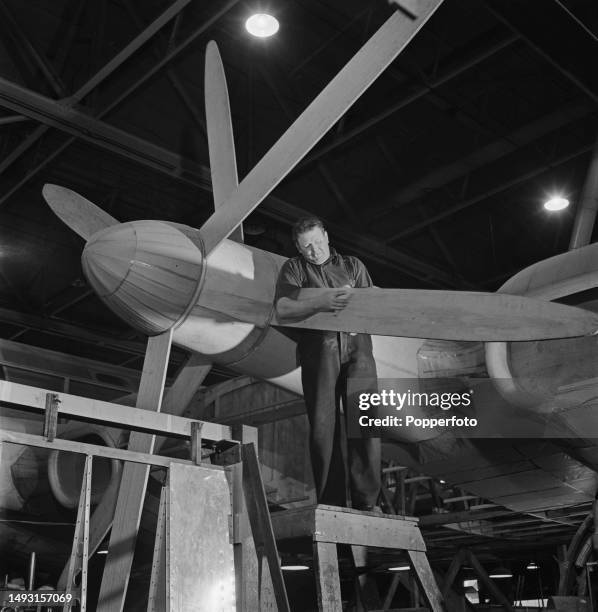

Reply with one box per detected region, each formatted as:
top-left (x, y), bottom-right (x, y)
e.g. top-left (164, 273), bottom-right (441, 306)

top-left (486, 241), bottom-right (598, 408)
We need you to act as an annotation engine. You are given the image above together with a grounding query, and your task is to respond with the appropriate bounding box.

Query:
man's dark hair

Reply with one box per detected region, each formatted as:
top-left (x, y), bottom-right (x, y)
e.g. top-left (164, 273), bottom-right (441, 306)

top-left (292, 217), bottom-right (326, 243)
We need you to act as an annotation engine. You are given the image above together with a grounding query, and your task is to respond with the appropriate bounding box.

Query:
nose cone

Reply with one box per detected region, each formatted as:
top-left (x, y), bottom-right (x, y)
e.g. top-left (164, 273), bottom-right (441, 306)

top-left (82, 223), bottom-right (137, 298)
top-left (82, 221), bottom-right (204, 335)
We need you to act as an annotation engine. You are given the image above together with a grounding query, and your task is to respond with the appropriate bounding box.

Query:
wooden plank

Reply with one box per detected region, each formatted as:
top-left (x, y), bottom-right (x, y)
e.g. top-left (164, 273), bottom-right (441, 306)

top-left (270, 505), bottom-right (424, 549)
top-left (64, 455), bottom-right (92, 612)
top-left (205, 41), bottom-right (242, 243)
top-left (466, 550), bottom-right (514, 612)
top-left (59, 354), bottom-right (212, 594)
top-left (147, 487), bottom-right (168, 612)
top-left (382, 574), bottom-right (401, 610)
top-left (199, 1), bottom-right (444, 254)
top-left (313, 542), bottom-right (342, 612)
top-left (407, 550), bottom-right (445, 612)
top-left (97, 331), bottom-right (173, 612)
top-left (0, 429), bottom-right (197, 468)
top-left (190, 421), bottom-right (203, 464)
top-left (155, 353), bottom-right (213, 451)
top-left (441, 549), bottom-right (465, 598)
top-left (43, 392), bottom-right (59, 441)
top-left (271, 288), bottom-right (598, 341)
top-left (242, 442), bottom-right (291, 612)
top-left (0, 380), bottom-right (230, 442)
top-left (314, 508), bottom-right (425, 550)
top-left (228, 425), bottom-right (262, 612)
top-left (351, 545), bottom-right (383, 610)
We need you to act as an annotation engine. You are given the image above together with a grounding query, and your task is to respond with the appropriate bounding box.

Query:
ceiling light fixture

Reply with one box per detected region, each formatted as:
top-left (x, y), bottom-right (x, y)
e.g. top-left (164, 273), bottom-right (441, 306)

top-left (543, 196), bottom-right (569, 211)
top-left (388, 565), bottom-right (410, 572)
top-left (526, 562), bottom-right (538, 570)
top-left (281, 564), bottom-right (309, 571)
top-left (489, 566), bottom-right (513, 579)
top-left (245, 13), bottom-right (279, 38)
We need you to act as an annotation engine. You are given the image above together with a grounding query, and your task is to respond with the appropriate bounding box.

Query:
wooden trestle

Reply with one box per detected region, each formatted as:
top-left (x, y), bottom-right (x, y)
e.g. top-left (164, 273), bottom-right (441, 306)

top-left (270, 505), bottom-right (445, 612)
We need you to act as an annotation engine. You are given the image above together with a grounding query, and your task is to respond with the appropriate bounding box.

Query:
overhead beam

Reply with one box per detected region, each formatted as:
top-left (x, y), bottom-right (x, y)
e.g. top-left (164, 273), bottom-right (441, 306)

top-left (482, 0), bottom-right (598, 105)
top-left (370, 100), bottom-right (594, 222)
top-left (0, 0), bottom-right (195, 177)
top-left (0, 76), bottom-right (211, 186)
top-left (121, 0), bottom-right (206, 135)
top-left (297, 32), bottom-right (518, 170)
top-left (0, 337), bottom-right (141, 393)
top-left (262, 193), bottom-right (471, 288)
top-left (258, 64), bottom-right (361, 226)
top-left (0, 114), bottom-right (28, 125)
top-left (0, 306), bottom-right (150, 357)
top-left (569, 135), bottom-right (598, 249)
top-left (386, 142), bottom-right (594, 242)
top-left (0, 2), bottom-right (66, 97)
top-left (0, 0), bottom-right (240, 187)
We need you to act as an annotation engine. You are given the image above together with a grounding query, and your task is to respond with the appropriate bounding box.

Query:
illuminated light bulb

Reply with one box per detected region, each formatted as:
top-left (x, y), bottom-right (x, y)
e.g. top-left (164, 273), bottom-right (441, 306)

top-left (388, 565), bottom-right (410, 572)
top-left (281, 565), bottom-right (309, 571)
top-left (543, 196), bottom-right (569, 211)
top-left (245, 13), bottom-right (279, 38)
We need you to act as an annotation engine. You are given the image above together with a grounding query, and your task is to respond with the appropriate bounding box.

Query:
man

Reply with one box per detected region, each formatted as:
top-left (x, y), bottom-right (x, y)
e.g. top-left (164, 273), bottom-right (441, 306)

top-left (276, 217), bottom-right (380, 510)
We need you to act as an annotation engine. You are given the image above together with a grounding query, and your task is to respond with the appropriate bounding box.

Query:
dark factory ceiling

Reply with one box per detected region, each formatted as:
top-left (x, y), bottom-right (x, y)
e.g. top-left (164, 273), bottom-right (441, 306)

top-left (0, 0), bottom-right (597, 580)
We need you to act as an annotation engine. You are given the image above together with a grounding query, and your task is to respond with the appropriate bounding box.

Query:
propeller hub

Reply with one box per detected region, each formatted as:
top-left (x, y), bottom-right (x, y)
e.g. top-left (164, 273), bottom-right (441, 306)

top-left (82, 221), bottom-right (205, 335)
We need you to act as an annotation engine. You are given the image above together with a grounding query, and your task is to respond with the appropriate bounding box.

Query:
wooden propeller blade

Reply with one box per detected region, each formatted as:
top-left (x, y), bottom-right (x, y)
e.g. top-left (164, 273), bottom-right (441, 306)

top-left (42, 184), bottom-right (119, 240)
top-left (204, 41), bottom-right (243, 242)
top-left (264, 288), bottom-right (598, 341)
top-left (199, 0), bottom-right (443, 255)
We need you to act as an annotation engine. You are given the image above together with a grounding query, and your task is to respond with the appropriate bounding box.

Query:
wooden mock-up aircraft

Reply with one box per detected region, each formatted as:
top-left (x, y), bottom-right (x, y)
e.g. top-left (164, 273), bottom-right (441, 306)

top-left (40, 0), bottom-right (598, 571)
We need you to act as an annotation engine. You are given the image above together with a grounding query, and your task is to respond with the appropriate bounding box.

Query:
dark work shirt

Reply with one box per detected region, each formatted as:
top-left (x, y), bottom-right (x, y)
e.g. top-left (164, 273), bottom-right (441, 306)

top-left (275, 248), bottom-right (374, 361)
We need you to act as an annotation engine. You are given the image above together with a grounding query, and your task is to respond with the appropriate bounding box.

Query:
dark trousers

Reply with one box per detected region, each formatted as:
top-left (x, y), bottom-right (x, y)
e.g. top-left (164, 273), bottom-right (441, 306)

top-left (300, 334), bottom-right (380, 508)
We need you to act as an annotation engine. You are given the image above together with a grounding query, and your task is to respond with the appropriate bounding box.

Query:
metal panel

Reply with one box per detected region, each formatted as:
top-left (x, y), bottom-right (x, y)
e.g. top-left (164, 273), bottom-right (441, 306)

top-left (168, 463), bottom-right (235, 611)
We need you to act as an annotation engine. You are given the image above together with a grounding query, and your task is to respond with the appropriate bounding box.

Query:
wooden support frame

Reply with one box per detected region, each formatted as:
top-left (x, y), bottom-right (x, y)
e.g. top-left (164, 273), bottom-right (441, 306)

top-left (223, 425), bottom-right (264, 611)
top-left (147, 487), bottom-right (168, 612)
top-left (466, 549), bottom-right (515, 612)
top-left (241, 442), bottom-right (291, 612)
top-left (0, 380), bottom-right (230, 442)
top-left (351, 544), bottom-right (383, 610)
top-left (314, 542), bottom-right (342, 612)
top-left (271, 506), bottom-right (444, 612)
top-left (190, 421), bottom-right (203, 464)
top-left (63, 455), bottom-right (92, 611)
top-left (407, 550), bottom-right (445, 612)
top-left (42, 392), bottom-right (59, 441)
top-left (2, 376), bottom-right (254, 610)
top-left (442, 548), bottom-right (466, 598)
top-left (97, 331), bottom-right (173, 612)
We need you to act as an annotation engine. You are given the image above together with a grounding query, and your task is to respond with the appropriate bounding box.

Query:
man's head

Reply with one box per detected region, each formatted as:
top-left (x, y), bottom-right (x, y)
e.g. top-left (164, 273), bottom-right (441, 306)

top-left (292, 217), bottom-right (330, 265)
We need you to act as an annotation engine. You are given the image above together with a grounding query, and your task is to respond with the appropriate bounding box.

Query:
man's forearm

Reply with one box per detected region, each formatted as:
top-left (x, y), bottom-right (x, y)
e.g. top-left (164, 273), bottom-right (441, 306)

top-left (276, 296), bottom-right (321, 319)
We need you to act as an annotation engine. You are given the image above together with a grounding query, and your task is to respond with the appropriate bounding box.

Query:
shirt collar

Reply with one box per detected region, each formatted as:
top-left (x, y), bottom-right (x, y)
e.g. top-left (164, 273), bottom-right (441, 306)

top-left (304, 247), bottom-right (338, 267)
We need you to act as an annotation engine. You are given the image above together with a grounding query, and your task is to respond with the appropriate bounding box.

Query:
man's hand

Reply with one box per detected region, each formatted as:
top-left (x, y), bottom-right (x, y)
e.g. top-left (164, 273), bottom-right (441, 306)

top-left (276, 287), bottom-right (353, 320)
top-left (318, 288), bottom-right (352, 312)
